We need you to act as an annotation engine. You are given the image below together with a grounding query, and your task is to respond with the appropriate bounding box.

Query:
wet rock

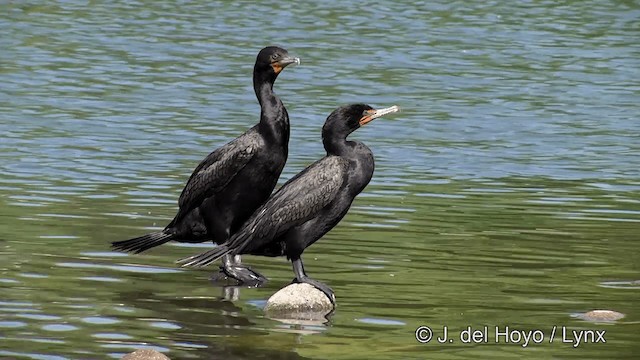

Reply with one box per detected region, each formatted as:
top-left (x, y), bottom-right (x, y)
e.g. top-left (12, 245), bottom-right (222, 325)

top-left (264, 283), bottom-right (334, 321)
top-left (121, 349), bottom-right (171, 360)
top-left (576, 309), bottom-right (625, 322)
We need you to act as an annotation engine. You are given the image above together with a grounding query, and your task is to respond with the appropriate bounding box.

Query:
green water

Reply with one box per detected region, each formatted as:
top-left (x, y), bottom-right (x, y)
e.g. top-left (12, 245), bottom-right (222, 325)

top-left (1, 1), bottom-right (639, 359)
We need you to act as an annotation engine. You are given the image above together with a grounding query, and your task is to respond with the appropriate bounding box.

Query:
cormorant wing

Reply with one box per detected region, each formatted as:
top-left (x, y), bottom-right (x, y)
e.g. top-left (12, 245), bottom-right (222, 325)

top-left (174, 131), bottom-right (262, 221)
top-left (232, 156), bottom-right (349, 253)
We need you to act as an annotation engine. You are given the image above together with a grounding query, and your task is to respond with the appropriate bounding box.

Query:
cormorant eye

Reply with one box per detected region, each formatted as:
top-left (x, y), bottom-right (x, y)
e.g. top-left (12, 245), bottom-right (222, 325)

top-left (270, 54), bottom-right (279, 62)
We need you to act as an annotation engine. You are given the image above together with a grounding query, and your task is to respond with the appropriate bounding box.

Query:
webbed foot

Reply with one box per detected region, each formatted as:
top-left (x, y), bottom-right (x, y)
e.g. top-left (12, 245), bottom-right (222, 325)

top-left (211, 264), bottom-right (268, 287)
top-left (292, 276), bottom-right (336, 305)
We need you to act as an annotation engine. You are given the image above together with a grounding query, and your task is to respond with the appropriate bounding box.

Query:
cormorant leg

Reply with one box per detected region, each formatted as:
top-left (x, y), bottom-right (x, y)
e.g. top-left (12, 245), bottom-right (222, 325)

top-left (291, 257), bottom-right (335, 304)
top-left (210, 254), bottom-right (268, 286)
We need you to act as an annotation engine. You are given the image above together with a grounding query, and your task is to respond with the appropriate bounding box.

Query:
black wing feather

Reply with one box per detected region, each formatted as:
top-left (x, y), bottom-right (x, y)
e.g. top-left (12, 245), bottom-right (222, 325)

top-left (232, 156), bottom-right (347, 252)
top-left (173, 131), bottom-right (262, 222)
top-left (177, 156), bottom-right (348, 267)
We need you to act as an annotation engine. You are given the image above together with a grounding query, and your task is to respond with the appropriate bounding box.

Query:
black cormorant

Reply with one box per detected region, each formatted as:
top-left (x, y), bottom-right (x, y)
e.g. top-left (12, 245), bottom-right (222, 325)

top-left (178, 103), bottom-right (400, 303)
top-left (111, 46), bottom-right (300, 285)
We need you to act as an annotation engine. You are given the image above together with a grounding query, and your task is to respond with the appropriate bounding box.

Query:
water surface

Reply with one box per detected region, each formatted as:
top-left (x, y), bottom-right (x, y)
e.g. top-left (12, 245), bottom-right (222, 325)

top-left (1, 1), bottom-right (639, 359)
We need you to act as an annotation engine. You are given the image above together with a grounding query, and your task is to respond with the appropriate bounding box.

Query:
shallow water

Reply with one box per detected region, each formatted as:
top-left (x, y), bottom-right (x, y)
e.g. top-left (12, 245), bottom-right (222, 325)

top-left (1, 1), bottom-right (639, 359)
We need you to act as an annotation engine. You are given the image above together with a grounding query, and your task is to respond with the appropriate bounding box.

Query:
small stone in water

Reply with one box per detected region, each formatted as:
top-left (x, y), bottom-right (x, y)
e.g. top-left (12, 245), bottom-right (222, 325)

top-left (264, 283), bottom-right (334, 320)
top-left (577, 310), bottom-right (625, 322)
top-left (121, 349), bottom-right (170, 360)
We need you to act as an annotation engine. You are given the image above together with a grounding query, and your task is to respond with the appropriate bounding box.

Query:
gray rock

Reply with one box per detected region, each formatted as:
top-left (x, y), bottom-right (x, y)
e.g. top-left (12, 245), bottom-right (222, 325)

top-left (121, 349), bottom-right (171, 360)
top-left (264, 283), bottom-right (334, 322)
top-left (576, 309), bottom-right (625, 322)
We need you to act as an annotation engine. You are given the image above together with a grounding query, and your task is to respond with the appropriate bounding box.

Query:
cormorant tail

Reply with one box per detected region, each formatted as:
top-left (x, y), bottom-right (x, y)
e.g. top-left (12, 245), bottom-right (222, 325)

top-left (111, 232), bottom-right (173, 254)
top-left (176, 244), bottom-right (231, 268)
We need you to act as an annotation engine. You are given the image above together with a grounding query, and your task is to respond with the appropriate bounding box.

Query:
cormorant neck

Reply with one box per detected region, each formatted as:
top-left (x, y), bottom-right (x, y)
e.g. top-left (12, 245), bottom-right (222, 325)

top-left (253, 71), bottom-right (276, 106)
top-left (254, 71), bottom-right (289, 143)
top-left (322, 130), bottom-right (353, 156)
top-left (325, 132), bottom-right (375, 195)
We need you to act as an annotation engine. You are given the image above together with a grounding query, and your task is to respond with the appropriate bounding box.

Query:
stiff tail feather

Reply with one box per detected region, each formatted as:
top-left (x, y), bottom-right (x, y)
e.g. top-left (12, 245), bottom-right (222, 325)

top-left (176, 244), bottom-right (231, 268)
top-left (111, 232), bottom-right (173, 254)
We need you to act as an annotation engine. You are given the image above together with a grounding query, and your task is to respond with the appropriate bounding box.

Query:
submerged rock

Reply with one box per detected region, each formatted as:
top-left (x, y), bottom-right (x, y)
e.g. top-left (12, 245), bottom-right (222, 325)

top-left (576, 309), bottom-right (625, 322)
top-left (264, 283), bottom-right (334, 321)
top-left (121, 349), bottom-right (171, 360)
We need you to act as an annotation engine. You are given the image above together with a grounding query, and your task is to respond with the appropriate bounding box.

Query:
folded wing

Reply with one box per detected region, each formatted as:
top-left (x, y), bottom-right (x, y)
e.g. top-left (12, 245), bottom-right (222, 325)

top-left (178, 156), bottom-right (348, 267)
top-left (172, 132), bottom-right (261, 223)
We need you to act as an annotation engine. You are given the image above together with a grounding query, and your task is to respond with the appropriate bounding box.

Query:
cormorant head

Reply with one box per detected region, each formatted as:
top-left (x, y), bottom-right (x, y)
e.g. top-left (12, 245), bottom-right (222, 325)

top-left (254, 46), bottom-right (300, 80)
top-left (323, 103), bottom-right (400, 139)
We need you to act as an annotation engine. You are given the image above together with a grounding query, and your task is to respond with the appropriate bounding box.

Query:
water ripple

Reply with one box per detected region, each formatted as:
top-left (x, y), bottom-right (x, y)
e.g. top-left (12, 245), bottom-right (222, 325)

top-left (1, 1), bottom-right (639, 358)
